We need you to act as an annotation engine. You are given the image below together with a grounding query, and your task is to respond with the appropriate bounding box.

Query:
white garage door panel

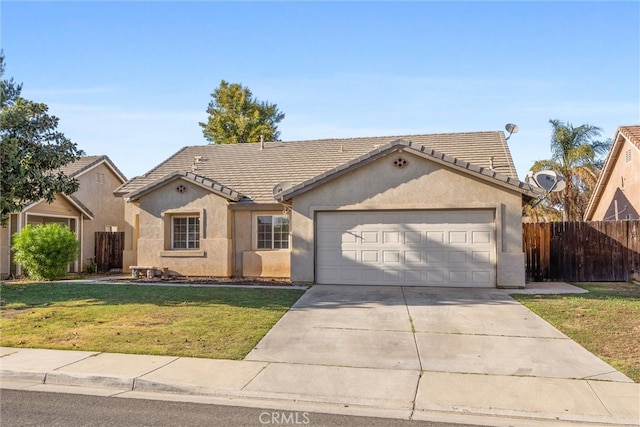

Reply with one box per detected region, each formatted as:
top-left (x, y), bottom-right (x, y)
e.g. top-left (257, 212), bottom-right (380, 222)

top-left (316, 210), bottom-right (495, 287)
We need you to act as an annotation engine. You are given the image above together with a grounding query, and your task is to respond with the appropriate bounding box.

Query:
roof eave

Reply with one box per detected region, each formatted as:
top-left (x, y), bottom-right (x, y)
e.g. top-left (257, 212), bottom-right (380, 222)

top-left (276, 140), bottom-right (536, 202)
top-left (583, 126), bottom-right (635, 220)
top-left (125, 171), bottom-right (243, 202)
top-left (21, 194), bottom-right (94, 220)
top-left (275, 140), bottom-right (411, 202)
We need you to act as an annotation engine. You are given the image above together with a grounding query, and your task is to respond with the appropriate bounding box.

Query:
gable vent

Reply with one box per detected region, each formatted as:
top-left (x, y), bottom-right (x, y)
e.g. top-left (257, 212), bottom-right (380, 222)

top-left (393, 157), bottom-right (408, 168)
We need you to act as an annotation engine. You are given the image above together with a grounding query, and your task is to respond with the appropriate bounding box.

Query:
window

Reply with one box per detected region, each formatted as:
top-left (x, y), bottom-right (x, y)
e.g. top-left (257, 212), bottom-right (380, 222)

top-left (257, 215), bottom-right (289, 249)
top-left (172, 216), bottom-right (200, 249)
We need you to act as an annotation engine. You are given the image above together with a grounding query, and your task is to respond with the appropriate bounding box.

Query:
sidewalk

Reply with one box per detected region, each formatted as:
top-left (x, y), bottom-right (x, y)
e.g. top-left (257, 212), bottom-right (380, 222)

top-left (1, 282), bottom-right (639, 427)
top-left (1, 346), bottom-right (638, 427)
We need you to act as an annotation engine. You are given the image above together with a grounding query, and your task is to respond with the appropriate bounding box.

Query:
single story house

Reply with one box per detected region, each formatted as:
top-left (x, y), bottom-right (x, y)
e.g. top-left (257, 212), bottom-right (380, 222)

top-left (117, 131), bottom-right (536, 288)
top-left (584, 125), bottom-right (640, 221)
top-left (0, 155), bottom-right (127, 278)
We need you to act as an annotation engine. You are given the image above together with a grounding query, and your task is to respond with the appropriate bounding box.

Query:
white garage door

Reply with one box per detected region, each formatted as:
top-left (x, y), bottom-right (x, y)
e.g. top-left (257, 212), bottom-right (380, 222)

top-left (316, 210), bottom-right (495, 287)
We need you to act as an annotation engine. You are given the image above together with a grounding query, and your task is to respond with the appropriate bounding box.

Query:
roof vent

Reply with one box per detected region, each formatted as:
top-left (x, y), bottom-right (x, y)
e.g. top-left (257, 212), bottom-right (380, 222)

top-left (273, 181), bottom-right (293, 196)
top-left (192, 156), bottom-right (204, 172)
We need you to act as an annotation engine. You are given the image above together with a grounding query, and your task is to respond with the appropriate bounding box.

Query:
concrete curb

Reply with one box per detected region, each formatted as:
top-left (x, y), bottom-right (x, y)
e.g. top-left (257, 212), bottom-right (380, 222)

top-left (2, 366), bottom-right (638, 427)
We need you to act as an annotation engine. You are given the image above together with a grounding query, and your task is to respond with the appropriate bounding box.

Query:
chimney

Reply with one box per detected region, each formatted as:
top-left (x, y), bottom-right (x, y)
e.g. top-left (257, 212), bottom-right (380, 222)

top-left (260, 135), bottom-right (264, 150)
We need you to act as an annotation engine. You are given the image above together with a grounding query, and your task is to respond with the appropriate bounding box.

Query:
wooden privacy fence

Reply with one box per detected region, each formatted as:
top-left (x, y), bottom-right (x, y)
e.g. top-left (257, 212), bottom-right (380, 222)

top-left (94, 231), bottom-right (124, 273)
top-left (523, 220), bottom-right (640, 282)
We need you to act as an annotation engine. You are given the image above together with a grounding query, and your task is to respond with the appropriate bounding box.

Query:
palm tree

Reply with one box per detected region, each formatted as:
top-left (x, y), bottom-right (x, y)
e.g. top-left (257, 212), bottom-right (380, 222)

top-left (530, 119), bottom-right (610, 221)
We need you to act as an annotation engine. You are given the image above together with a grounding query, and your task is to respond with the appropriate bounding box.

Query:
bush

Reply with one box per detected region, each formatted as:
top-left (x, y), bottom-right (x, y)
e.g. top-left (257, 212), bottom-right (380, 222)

top-left (12, 223), bottom-right (81, 280)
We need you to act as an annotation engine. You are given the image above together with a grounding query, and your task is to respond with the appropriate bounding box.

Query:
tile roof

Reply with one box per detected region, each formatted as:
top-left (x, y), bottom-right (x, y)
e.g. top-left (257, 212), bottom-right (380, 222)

top-left (126, 171), bottom-right (243, 202)
top-left (60, 155), bottom-right (127, 182)
top-left (117, 131), bottom-right (524, 204)
top-left (619, 125), bottom-right (640, 150)
top-left (276, 139), bottom-right (536, 202)
top-left (584, 125), bottom-right (640, 220)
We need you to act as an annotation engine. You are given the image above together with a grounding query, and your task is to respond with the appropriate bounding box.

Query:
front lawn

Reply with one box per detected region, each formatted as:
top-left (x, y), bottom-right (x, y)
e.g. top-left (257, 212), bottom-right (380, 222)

top-left (0, 282), bottom-right (304, 360)
top-left (513, 282), bottom-right (640, 382)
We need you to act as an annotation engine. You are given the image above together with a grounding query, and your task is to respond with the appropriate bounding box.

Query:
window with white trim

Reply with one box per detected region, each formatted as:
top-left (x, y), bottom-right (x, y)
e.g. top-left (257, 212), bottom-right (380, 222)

top-left (257, 215), bottom-right (290, 249)
top-left (172, 216), bottom-right (200, 249)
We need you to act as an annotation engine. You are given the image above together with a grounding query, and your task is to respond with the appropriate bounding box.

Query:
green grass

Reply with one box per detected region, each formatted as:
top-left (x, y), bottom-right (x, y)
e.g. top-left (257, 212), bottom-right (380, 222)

top-left (0, 282), bottom-right (304, 360)
top-left (513, 282), bottom-right (640, 382)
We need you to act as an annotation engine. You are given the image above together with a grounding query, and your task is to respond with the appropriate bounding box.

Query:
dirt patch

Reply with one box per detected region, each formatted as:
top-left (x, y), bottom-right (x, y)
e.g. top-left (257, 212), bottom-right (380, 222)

top-left (0, 309), bottom-right (23, 319)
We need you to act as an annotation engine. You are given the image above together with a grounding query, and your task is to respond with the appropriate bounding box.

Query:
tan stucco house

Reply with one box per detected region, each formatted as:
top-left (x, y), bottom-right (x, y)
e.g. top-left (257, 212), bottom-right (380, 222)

top-left (117, 131), bottom-right (537, 288)
top-left (584, 125), bottom-right (640, 221)
top-left (0, 155), bottom-right (127, 279)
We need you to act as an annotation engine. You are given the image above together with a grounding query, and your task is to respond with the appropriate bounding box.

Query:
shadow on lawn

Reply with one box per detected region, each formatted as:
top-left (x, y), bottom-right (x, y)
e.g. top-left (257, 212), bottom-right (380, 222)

top-left (0, 282), bottom-right (305, 312)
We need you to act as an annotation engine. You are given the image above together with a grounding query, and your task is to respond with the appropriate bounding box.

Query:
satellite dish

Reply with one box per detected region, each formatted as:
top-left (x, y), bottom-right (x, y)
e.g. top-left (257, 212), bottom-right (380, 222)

top-left (505, 123), bottom-right (519, 140)
top-left (550, 175), bottom-right (566, 192)
top-left (527, 170), bottom-right (566, 192)
top-left (505, 123), bottom-right (519, 134)
top-left (273, 181), bottom-right (293, 196)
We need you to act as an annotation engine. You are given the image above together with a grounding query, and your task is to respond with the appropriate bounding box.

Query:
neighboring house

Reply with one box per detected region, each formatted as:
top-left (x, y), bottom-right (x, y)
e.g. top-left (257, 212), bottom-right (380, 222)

top-left (584, 125), bottom-right (640, 221)
top-left (0, 155), bottom-right (127, 279)
top-left (117, 131), bottom-right (537, 288)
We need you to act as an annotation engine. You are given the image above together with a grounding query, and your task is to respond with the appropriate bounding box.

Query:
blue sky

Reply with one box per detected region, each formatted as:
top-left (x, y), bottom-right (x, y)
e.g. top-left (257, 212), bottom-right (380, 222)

top-left (2, 1), bottom-right (639, 180)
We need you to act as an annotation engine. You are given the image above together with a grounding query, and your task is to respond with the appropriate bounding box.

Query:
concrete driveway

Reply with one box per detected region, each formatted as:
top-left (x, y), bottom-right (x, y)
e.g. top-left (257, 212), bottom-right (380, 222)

top-left (2, 283), bottom-right (637, 424)
top-left (246, 285), bottom-right (627, 380)
top-left (245, 284), bottom-right (637, 422)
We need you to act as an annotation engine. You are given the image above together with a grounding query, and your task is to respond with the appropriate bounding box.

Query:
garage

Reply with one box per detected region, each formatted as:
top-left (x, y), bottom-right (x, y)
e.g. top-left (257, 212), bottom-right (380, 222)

top-left (316, 210), bottom-right (496, 287)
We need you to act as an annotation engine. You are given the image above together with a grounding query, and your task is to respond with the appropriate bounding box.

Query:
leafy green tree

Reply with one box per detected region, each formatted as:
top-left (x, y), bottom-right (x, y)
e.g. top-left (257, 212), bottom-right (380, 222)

top-left (12, 223), bottom-right (81, 280)
top-left (0, 52), bottom-right (84, 226)
top-left (530, 119), bottom-right (610, 221)
top-left (199, 80), bottom-right (285, 144)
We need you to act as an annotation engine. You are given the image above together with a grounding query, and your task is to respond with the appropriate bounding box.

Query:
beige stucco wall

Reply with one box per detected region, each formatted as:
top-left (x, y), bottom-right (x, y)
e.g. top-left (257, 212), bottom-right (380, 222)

top-left (290, 150), bottom-right (526, 287)
top-left (133, 178), bottom-right (233, 276)
top-left (122, 201), bottom-right (140, 273)
top-left (242, 251), bottom-right (291, 278)
top-left (232, 207), bottom-right (291, 278)
top-left (0, 161), bottom-right (126, 277)
top-left (590, 140), bottom-right (640, 221)
top-left (125, 197), bottom-right (292, 278)
top-left (72, 162), bottom-right (126, 269)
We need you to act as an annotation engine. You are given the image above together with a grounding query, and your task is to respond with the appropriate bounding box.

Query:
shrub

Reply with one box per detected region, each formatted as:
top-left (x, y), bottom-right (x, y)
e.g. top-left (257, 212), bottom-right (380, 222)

top-left (12, 223), bottom-right (81, 280)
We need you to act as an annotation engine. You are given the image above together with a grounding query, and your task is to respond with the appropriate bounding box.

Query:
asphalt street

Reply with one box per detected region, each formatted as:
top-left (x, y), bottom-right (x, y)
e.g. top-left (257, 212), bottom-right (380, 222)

top-left (0, 389), bottom-right (477, 427)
